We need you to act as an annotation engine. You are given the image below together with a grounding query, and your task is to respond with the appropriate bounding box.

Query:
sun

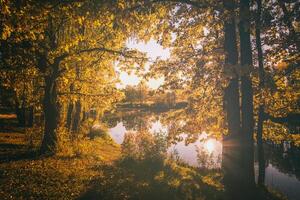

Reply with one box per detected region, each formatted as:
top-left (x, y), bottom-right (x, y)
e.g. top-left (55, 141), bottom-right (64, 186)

top-left (205, 139), bottom-right (215, 153)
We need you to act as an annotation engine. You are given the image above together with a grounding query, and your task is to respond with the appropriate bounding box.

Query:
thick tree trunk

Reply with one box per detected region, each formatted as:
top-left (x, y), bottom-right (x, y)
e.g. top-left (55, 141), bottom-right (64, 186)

top-left (239, 0), bottom-right (255, 193)
top-left (255, 0), bottom-right (266, 186)
top-left (222, 137), bottom-right (244, 199)
top-left (223, 0), bottom-right (240, 137)
top-left (222, 1), bottom-right (245, 199)
top-left (40, 75), bottom-right (59, 154)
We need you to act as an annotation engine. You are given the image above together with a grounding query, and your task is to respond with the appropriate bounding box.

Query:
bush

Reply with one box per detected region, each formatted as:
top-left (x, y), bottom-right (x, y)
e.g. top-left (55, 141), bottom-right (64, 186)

top-left (88, 123), bottom-right (111, 140)
top-left (121, 131), bottom-right (167, 162)
top-left (56, 125), bottom-right (113, 158)
top-left (56, 126), bottom-right (75, 157)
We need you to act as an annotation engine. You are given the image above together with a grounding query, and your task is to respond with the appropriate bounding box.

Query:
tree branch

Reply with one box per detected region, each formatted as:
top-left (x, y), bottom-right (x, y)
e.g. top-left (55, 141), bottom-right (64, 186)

top-left (265, 112), bottom-right (300, 127)
top-left (58, 92), bottom-right (112, 97)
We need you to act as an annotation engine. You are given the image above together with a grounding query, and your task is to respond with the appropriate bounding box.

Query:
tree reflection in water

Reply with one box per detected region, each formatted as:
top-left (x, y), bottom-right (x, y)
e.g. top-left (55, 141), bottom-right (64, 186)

top-left (99, 110), bottom-right (299, 199)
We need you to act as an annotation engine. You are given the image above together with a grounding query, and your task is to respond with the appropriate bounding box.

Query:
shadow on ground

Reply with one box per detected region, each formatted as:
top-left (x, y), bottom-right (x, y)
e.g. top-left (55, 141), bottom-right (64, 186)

top-left (78, 158), bottom-right (222, 200)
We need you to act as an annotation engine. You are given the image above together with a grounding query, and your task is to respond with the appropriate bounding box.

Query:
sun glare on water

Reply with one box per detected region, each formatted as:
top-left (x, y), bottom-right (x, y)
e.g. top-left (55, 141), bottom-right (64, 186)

top-left (205, 139), bottom-right (215, 153)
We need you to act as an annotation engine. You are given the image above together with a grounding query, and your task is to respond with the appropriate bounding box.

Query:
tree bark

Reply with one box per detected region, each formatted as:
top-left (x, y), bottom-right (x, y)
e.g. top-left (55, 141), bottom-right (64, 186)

top-left (239, 0), bottom-right (254, 140)
top-left (15, 100), bottom-right (25, 127)
top-left (255, 0), bottom-right (266, 186)
top-left (265, 113), bottom-right (300, 134)
top-left (239, 0), bottom-right (255, 194)
top-left (257, 105), bottom-right (266, 185)
top-left (40, 73), bottom-right (59, 154)
top-left (71, 100), bottom-right (81, 134)
top-left (223, 0), bottom-right (241, 137)
top-left (222, 1), bottom-right (245, 199)
top-left (66, 102), bottom-right (73, 130)
top-left (28, 106), bottom-right (34, 127)
top-left (82, 109), bottom-right (86, 122)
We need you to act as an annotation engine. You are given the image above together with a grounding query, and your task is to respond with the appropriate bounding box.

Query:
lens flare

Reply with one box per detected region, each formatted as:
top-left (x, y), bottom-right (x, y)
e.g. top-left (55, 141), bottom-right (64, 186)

top-left (205, 139), bottom-right (214, 153)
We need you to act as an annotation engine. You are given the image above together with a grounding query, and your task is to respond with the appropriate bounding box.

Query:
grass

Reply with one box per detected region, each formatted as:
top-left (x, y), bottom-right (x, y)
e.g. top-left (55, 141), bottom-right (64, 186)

top-left (79, 158), bottom-right (223, 200)
top-left (0, 136), bottom-right (121, 200)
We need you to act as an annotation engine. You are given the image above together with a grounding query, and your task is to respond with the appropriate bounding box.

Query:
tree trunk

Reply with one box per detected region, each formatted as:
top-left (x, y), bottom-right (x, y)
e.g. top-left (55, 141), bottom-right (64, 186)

top-left (15, 101), bottom-right (25, 127)
top-left (71, 100), bottom-right (81, 134)
top-left (239, 0), bottom-right (255, 193)
top-left (255, 0), bottom-right (266, 186)
top-left (40, 75), bottom-right (59, 154)
top-left (257, 105), bottom-right (265, 185)
top-left (222, 1), bottom-right (245, 199)
top-left (66, 102), bottom-right (73, 130)
top-left (82, 109), bottom-right (86, 122)
top-left (28, 106), bottom-right (34, 127)
top-left (223, 0), bottom-right (240, 137)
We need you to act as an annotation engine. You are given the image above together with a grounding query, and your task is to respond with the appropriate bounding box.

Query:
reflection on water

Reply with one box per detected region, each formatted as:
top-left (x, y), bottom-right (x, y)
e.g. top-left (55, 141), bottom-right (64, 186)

top-left (105, 111), bottom-right (300, 200)
top-left (108, 116), bottom-right (222, 168)
top-left (255, 163), bottom-right (300, 199)
top-left (109, 122), bottom-right (126, 144)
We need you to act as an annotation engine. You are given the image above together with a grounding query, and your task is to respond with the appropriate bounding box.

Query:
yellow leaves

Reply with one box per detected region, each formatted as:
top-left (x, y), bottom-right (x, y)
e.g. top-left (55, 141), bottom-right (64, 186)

top-left (202, 173), bottom-right (224, 191)
top-left (291, 135), bottom-right (300, 147)
top-left (109, 14), bottom-right (114, 21)
top-left (275, 61), bottom-right (288, 70)
top-left (60, 35), bottom-right (85, 53)
top-left (1, 24), bottom-right (12, 40)
top-left (93, 20), bottom-right (101, 27)
top-left (89, 39), bottom-right (97, 46)
top-left (38, 33), bottom-right (44, 40)
top-left (167, 178), bottom-right (180, 188)
top-left (29, 30), bottom-right (36, 40)
top-left (117, 0), bottom-right (126, 9)
top-left (64, 45), bottom-right (70, 53)
top-left (77, 16), bottom-right (85, 26)
top-left (0, 0), bottom-right (11, 15)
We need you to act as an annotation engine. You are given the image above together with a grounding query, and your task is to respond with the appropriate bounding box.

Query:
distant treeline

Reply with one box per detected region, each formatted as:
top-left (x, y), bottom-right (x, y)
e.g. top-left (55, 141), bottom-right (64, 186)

top-left (117, 101), bottom-right (188, 111)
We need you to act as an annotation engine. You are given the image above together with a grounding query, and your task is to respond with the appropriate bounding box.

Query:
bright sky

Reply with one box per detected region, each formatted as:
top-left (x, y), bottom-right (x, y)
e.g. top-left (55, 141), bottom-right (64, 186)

top-left (116, 39), bottom-right (170, 89)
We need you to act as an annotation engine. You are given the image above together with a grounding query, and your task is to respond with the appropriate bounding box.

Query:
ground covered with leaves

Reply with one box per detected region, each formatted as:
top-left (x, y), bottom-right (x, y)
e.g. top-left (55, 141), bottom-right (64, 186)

top-left (0, 138), bottom-right (120, 200)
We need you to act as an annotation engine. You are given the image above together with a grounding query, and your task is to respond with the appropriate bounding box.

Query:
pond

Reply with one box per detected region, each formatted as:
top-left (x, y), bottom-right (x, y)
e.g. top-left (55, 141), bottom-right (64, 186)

top-left (104, 110), bottom-right (300, 200)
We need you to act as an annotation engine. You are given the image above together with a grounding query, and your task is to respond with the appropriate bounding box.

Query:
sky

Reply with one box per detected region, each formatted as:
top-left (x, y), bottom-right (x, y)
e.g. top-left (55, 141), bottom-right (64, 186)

top-left (116, 39), bottom-right (170, 89)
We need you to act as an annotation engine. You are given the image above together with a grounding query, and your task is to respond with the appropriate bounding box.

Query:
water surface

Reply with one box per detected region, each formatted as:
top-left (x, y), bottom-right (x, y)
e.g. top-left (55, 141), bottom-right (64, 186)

top-left (106, 111), bottom-right (300, 200)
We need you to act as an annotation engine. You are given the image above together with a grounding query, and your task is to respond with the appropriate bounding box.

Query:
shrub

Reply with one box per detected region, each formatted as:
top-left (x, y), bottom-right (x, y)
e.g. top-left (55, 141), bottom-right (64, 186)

top-left (55, 122), bottom-right (117, 158)
top-left (56, 126), bottom-right (74, 157)
top-left (121, 131), bottom-right (167, 162)
top-left (88, 123), bottom-right (111, 140)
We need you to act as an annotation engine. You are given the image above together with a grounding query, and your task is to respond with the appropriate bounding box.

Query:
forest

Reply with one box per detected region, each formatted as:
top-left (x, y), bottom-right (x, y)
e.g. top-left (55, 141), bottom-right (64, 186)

top-left (0, 0), bottom-right (299, 199)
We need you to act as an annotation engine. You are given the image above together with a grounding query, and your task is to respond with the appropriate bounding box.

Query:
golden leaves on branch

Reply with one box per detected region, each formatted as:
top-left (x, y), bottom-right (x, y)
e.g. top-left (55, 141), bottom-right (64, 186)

top-left (1, 24), bottom-right (12, 40)
top-left (275, 61), bottom-right (288, 70)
